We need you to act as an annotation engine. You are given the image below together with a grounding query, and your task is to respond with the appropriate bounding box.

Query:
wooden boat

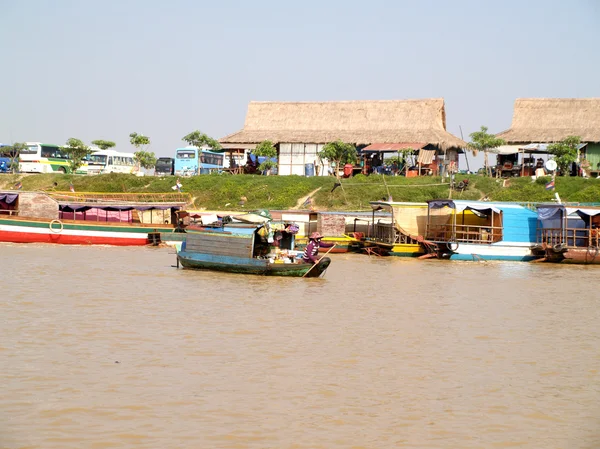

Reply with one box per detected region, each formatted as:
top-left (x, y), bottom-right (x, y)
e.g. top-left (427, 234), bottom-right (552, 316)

top-left (367, 201), bottom-right (428, 257)
top-left (177, 221), bottom-right (331, 277)
top-left (294, 234), bottom-right (363, 253)
top-left (532, 204), bottom-right (600, 264)
top-left (424, 200), bottom-right (538, 261)
top-left (0, 190), bottom-right (190, 246)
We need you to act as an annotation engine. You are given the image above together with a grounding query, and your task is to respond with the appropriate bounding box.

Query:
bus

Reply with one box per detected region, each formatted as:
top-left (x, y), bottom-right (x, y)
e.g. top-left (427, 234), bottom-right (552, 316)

top-left (20, 142), bottom-right (72, 173)
top-left (174, 147), bottom-right (224, 176)
top-left (86, 150), bottom-right (137, 175)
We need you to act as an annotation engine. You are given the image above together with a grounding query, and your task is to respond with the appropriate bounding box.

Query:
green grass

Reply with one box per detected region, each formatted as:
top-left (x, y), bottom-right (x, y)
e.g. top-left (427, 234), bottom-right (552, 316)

top-left (1, 172), bottom-right (599, 211)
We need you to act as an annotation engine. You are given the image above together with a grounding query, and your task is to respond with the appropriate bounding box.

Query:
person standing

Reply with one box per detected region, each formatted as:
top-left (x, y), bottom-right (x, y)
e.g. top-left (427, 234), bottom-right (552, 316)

top-left (302, 232), bottom-right (335, 264)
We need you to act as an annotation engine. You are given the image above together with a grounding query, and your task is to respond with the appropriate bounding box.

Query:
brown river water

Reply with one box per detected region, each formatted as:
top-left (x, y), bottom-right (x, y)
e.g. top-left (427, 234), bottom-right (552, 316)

top-left (1, 244), bottom-right (599, 449)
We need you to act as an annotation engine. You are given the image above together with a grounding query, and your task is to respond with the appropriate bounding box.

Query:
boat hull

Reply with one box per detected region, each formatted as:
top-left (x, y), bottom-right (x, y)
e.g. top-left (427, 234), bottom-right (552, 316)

top-left (295, 235), bottom-right (363, 254)
top-left (536, 246), bottom-right (600, 264)
top-left (0, 217), bottom-right (172, 246)
top-left (374, 242), bottom-right (424, 257)
top-left (178, 250), bottom-right (331, 277)
top-left (436, 242), bottom-right (537, 262)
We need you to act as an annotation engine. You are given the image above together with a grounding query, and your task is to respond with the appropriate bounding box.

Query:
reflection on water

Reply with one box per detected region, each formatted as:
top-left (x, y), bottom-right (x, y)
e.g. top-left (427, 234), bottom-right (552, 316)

top-left (1, 244), bottom-right (599, 448)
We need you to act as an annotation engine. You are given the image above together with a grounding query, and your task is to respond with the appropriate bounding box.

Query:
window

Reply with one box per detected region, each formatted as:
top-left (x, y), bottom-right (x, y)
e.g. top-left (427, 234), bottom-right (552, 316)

top-left (21, 145), bottom-right (39, 155)
top-left (177, 151), bottom-right (196, 159)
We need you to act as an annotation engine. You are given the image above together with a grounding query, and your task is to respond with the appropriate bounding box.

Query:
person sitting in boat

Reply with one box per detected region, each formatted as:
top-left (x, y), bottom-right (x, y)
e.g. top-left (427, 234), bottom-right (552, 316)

top-left (302, 232), bottom-right (334, 264)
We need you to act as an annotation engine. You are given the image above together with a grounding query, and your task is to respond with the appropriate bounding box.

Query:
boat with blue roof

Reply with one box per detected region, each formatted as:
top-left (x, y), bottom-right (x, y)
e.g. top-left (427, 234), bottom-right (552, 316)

top-left (422, 199), bottom-right (538, 261)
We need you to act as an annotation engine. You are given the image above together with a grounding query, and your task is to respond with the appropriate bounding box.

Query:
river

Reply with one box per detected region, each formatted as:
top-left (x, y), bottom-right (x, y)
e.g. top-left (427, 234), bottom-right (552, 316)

top-left (1, 244), bottom-right (599, 448)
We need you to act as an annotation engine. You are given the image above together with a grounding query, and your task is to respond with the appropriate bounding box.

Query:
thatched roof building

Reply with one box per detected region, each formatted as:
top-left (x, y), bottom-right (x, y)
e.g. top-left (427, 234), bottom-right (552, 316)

top-left (220, 99), bottom-right (466, 150)
top-left (497, 98), bottom-right (600, 143)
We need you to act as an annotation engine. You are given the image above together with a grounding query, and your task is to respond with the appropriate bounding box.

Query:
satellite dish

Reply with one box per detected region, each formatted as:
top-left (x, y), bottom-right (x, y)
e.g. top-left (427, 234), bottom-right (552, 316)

top-left (545, 160), bottom-right (557, 171)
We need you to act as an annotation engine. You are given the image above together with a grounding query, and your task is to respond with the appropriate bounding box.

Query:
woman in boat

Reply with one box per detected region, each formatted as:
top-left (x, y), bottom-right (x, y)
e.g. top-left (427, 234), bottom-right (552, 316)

top-left (302, 232), bottom-right (335, 264)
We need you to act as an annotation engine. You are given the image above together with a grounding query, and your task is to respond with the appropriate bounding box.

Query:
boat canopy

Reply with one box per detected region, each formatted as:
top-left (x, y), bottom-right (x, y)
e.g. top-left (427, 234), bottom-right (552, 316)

top-left (537, 204), bottom-right (600, 221)
top-left (0, 193), bottom-right (18, 204)
top-left (428, 200), bottom-right (501, 214)
top-left (59, 204), bottom-right (181, 212)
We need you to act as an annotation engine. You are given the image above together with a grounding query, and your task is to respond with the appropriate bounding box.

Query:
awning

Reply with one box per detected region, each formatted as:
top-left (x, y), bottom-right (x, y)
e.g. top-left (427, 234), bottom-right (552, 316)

top-left (219, 143), bottom-right (257, 150)
top-left (520, 143), bottom-right (587, 152)
top-left (428, 200), bottom-right (501, 214)
top-left (488, 145), bottom-right (521, 155)
top-left (0, 193), bottom-right (18, 204)
top-left (361, 143), bottom-right (426, 152)
top-left (566, 207), bottom-right (600, 218)
top-left (416, 149), bottom-right (436, 164)
top-left (538, 204), bottom-right (600, 221)
top-left (59, 204), bottom-right (181, 212)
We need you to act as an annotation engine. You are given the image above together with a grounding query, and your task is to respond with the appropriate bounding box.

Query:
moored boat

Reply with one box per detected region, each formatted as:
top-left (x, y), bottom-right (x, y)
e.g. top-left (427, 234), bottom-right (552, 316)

top-left (294, 234), bottom-right (363, 253)
top-left (367, 201), bottom-right (428, 257)
top-left (423, 200), bottom-right (538, 261)
top-left (532, 204), bottom-right (600, 264)
top-left (177, 221), bottom-right (331, 277)
top-left (0, 190), bottom-right (190, 246)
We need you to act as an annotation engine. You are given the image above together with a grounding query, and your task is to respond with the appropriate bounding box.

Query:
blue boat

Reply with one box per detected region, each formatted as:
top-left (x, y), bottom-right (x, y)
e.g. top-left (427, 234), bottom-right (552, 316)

top-left (423, 200), bottom-right (539, 261)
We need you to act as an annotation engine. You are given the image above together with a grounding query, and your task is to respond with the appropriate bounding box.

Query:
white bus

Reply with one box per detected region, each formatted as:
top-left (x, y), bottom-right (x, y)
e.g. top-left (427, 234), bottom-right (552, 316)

top-left (86, 150), bottom-right (137, 175)
top-left (20, 142), bottom-right (73, 173)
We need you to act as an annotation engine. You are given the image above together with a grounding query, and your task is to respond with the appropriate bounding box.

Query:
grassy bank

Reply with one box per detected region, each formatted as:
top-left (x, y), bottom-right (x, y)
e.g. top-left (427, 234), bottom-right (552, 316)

top-left (1, 173), bottom-right (599, 211)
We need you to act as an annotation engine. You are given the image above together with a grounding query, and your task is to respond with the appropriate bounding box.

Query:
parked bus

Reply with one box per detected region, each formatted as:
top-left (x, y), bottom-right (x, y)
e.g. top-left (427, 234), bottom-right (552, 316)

top-left (174, 147), bottom-right (224, 176)
top-left (20, 142), bottom-right (72, 173)
top-left (155, 157), bottom-right (175, 176)
top-left (86, 149), bottom-right (137, 175)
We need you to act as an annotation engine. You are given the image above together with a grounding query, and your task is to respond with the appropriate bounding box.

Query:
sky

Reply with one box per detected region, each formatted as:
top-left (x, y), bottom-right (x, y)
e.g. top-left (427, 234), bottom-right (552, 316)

top-left (1, 0), bottom-right (599, 169)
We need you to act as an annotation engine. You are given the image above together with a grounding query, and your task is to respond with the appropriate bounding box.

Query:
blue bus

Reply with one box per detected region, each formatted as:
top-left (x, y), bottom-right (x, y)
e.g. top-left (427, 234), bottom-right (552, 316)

top-left (174, 147), bottom-right (224, 176)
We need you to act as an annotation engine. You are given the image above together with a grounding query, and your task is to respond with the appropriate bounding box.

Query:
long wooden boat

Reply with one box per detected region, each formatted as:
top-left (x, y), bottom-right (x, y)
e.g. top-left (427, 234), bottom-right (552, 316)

top-left (367, 201), bottom-right (427, 257)
top-left (177, 222), bottom-right (331, 277)
top-left (294, 234), bottom-right (363, 253)
top-left (424, 200), bottom-right (538, 261)
top-left (0, 191), bottom-right (190, 246)
top-left (532, 204), bottom-right (600, 264)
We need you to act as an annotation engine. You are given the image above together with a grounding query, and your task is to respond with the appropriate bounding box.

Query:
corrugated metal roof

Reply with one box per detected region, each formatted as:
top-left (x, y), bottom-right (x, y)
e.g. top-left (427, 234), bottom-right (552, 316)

top-left (362, 143), bottom-right (427, 152)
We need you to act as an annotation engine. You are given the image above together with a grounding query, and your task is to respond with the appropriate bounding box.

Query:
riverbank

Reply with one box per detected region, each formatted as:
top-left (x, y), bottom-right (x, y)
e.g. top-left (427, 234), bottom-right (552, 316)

top-left (1, 173), bottom-right (599, 211)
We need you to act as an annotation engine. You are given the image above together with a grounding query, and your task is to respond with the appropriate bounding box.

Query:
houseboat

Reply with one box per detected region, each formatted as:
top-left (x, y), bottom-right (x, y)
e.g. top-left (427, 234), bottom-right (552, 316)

top-left (0, 190), bottom-right (189, 246)
top-left (177, 221), bottom-right (331, 277)
top-left (367, 201), bottom-right (428, 257)
top-left (532, 204), bottom-right (600, 264)
top-left (424, 200), bottom-right (538, 261)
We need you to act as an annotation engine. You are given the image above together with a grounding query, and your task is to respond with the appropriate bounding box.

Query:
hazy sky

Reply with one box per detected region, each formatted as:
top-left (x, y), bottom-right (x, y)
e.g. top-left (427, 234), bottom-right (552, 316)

top-left (1, 0), bottom-right (599, 168)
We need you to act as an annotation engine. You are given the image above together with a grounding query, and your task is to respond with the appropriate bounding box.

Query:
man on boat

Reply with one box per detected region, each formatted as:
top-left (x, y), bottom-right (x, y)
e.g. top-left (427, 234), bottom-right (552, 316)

top-left (302, 232), bottom-right (335, 264)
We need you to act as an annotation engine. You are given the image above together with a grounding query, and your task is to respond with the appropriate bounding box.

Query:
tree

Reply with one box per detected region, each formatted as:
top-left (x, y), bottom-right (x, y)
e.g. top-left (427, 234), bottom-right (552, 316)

top-left (129, 132), bottom-right (154, 172)
top-left (182, 130), bottom-right (222, 151)
top-left (2, 142), bottom-right (27, 172)
top-left (318, 140), bottom-right (357, 179)
top-left (467, 126), bottom-right (505, 177)
top-left (91, 140), bottom-right (116, 150)
top-left (252, 140), bottom-right (277, 174)
top-left (548, 136), bottom-right (581, 176)
top-left (134, 150), bottom-right (157, 170)
top-left (129, 132), bottom-right (150, 151)
top-left (61, 138), bottom-right (92, 173)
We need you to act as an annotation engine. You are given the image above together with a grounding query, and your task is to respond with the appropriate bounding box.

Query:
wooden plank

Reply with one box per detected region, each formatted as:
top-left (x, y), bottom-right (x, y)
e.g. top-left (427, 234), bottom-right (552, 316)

top-left (186, 233), bottom-right (254, 257)
top-left (186, 233), bottom-right (251, 246)
top-left (187, 240), bottom-right (253, 253)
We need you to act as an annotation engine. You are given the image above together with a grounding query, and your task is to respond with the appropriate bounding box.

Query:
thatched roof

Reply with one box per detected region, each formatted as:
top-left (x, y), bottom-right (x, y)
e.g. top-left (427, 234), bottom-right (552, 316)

top-left (219, 99), bottom-right (466, 150)
top-left (497, 98), bottom-right (600, 143)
